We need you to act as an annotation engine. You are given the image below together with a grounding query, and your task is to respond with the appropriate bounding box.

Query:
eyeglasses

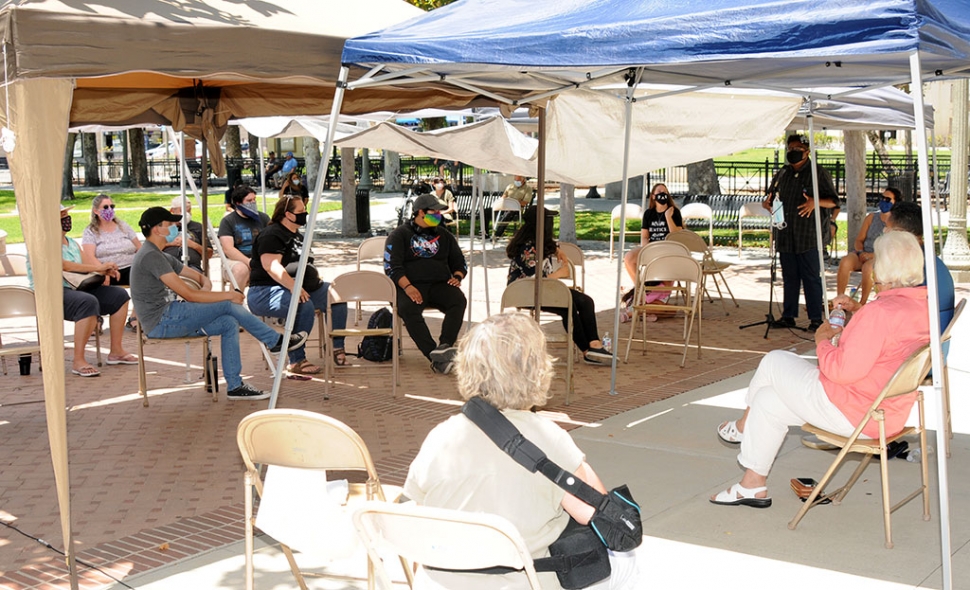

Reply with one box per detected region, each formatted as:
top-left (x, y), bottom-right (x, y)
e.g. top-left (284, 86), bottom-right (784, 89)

top-left (100, 204), bottom-right (116, 210)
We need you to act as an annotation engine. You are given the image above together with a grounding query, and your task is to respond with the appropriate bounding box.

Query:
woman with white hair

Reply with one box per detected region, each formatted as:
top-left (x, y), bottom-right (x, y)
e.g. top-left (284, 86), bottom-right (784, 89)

top-left (712, 231), bottom-right (930, 507)
top-left (404, 311), bottom-right (640, 589)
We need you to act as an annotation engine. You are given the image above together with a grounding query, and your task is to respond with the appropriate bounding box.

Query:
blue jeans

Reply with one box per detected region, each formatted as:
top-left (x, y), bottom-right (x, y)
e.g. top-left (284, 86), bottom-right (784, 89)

top-left (147, 300), bottom-right (281, 391)
top-left (247, 283), bottom-right (347, 363)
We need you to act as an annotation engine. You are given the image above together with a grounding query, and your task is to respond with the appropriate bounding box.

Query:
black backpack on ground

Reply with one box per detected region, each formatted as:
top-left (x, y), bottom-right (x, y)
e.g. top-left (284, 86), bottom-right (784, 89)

top-left (357, 307), bottom-right (393, 362)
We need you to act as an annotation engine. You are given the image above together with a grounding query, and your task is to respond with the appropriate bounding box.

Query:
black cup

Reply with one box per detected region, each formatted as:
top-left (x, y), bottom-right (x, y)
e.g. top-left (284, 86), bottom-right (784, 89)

top-left (18, 353), bottom-right (31, 376)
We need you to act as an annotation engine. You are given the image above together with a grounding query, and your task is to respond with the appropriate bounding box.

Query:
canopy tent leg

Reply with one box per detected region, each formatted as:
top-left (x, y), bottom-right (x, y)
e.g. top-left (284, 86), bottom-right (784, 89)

top-left (533, 108), bottom-right (547, 320)
top-left (259, 136), bottom-right (267, 213)
top-left (804, 106), bottom-right (830, 320)
top-left (931, 129), bottom-right (943, 250)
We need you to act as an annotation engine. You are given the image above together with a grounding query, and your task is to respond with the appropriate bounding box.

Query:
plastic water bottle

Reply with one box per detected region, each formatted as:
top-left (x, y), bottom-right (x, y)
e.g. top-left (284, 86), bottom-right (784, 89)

top-left (602, 332), bottom-right (612, 353)
top-left (829, 305), bottom-right (846, 345)
top-left (906, 445), bottom-right (934, 463)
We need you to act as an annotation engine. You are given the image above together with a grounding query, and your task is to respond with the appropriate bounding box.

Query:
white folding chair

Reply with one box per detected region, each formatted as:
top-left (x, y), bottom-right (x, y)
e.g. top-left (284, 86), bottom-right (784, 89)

top-left (501, 278), bottom-right (575, 404)
top-left (237, 409), bottom-right (413, 590)
top-left (609, 203), bottom-right (642, 260)
top-left (353, 501), bottom-right (542, 590)
top-left (558, 242), bottom-right (586, 292)
top-left (667, 230), bottom-right (738, 314)
top-left (0, 285), bottom-right (42, 375)
top-left (491, 198), bottom-right (523, 244)
top-left (738, 201), bottom-right (771, 258)
top-left (680, 202), bottom-right (714, 245)
top-left (354, 237), bottom-right (388, 325)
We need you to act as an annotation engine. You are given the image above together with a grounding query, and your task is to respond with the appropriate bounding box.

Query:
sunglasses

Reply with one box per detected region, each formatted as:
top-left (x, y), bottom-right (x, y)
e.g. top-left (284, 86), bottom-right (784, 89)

top-left (100, 204), bottom-right (116, 210)
top-left (881, 196), bottom-right (893, 202)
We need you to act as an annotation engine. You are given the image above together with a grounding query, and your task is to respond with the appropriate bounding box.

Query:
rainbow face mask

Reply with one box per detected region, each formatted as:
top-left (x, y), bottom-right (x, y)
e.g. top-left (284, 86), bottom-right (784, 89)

top-left (423, 212), bottom-right (443, 227)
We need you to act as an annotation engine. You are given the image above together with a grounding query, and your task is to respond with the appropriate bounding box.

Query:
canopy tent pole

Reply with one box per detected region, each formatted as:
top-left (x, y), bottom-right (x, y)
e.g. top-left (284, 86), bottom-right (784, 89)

top-left (268, 66), bottom-right (350, 409)
top-left (609, 69), bottom-right (642, 396)
top-left (178, 133), bottom-right (193, 382)
top-left (931, 129), bottom-right (943, 250)
top-left (466, 167), bottom-right (490, 326)
top-left (259, 136), bottom-right (267, 212)
top-left (532, 108), bottom-right (547, 320)
top-left (804, 106), bottom-right (830, 320)
top-left (911, 52), bottom-right (952, 590)
top-left (479, 172), bottom-right (491, 318)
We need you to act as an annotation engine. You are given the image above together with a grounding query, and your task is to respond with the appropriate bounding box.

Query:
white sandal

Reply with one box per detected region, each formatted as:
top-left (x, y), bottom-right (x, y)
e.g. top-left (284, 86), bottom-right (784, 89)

top-left (710, 483), bottom-right (772, 508)
top-left (717, 420), bottom-right (743, 444)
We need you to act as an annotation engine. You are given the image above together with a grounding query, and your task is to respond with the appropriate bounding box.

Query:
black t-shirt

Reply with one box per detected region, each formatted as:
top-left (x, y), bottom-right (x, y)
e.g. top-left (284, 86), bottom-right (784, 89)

top-left (642, 207), bottom-right (683, 242)
top-left (248, 223), bottom-right (303, 287)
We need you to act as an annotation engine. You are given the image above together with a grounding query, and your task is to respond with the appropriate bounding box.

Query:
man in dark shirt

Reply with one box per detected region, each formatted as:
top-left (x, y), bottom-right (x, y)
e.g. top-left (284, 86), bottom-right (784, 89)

top-left (763, 135), bottom-right (839, 331)
top-left (163, 197), bottom-right (209, 272)
top-left (384, 194), bottom-right (467, 374)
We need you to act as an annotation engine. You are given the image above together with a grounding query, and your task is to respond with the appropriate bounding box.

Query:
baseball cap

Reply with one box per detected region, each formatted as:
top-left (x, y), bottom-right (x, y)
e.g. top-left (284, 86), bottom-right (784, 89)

top-left (139, 206), bottom-right (183, 233)
top-left (286, 151), bottom-right (294, 157)
top-left (412, 193), bottom-right (446, 212)
top-left (60, 203), bottom-right (73, 212)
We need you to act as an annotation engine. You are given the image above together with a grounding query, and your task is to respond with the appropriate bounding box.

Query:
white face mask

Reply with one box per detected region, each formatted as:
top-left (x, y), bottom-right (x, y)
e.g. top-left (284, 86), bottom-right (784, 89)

top-left (435, 183), bottom-right (444, 190)
top-left (514, 180), bottom-right (523, 188)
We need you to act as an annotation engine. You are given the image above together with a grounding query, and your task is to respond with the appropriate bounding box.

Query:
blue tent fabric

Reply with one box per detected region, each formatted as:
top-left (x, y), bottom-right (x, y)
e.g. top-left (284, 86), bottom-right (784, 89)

top-left (343, 0), bottom-right (970, 84)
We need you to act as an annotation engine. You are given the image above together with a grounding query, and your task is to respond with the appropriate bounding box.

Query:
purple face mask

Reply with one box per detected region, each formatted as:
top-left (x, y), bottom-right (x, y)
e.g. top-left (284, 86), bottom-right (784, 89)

top-left (99, 207), bottom-right (115, 222)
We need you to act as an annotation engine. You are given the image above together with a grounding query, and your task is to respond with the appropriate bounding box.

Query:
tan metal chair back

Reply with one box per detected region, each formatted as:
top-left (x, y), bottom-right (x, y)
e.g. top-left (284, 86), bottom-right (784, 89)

top-left (0, 254), bottom-right (29, 278)
top-left (501, 278), bottom-right (575, 404)
top-left (325, 271), bottom-right (400, 396)
top-left (790, 344), bottom-right (933, 548)
top-left (353, 502), bottom-right (543, 590)
top-left (357, 236), bottom-right (386, 270)
top-left (609, 203), bottom-right (642, 259)
top-left (666, 230), bottom-right (738, 313)
top-left (680, 202), bottom-right (714, 244)
top-left (925, 297), bottom-right (964, 456)
top-left (558, 242), bottom-right (586, 291)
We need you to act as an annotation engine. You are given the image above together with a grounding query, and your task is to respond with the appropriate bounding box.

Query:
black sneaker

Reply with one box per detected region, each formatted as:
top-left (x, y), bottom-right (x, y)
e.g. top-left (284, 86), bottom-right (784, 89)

top-left (269, 331), bottom-right (309, 353)
top-left (430, 343), bottom-right (458, 363)
top-left (770, 317), bottom-right (796, 329)
top-left (585, 347), bottom-right (613, 363)
top-left (430, 359), bottom-right (454, 375)
top-left (807, 320), bottom-right (824, 332)
top-left (227, 382), bottom-right (270, 401)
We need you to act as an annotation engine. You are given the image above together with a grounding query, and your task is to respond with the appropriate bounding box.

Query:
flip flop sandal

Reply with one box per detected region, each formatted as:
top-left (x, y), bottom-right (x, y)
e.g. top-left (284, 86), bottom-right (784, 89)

top-left (71, 366), bottom-right (101, 378)
top-left (287, 360), bottom-right (321, 375)
top-left (106, 354), bottom-right (138, 365)
top-left (717, 420), bottom-right (743, 444)
top-left (710, 483), bottom-right (772, 508)
top-left (333, 348), bottom-right (348, 367)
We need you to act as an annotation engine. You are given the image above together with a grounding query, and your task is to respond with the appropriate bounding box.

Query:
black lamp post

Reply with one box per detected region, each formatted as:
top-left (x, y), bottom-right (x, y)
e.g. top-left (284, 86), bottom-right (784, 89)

top-left (120, 130), bottom-right (131, 188)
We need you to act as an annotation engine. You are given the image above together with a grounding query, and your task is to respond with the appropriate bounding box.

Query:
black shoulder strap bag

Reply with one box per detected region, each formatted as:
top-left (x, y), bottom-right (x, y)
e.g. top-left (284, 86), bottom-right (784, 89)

top-left (458, 397), bottom-right (643, 589)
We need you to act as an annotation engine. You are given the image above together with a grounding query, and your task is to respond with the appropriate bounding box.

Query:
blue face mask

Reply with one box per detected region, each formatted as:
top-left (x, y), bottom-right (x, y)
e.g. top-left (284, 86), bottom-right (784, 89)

top-left (878, 199), bottom-right (893, 214)
top-left (165, 224), bottom-right (179, 243)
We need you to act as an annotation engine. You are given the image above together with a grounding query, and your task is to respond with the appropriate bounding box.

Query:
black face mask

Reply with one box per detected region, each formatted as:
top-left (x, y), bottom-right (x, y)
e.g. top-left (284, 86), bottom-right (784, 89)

top-left (786, 149), bottom-right (805, 164)
top-left (60, 216), bottom-right (72, 232)
top-left (291, 211), bottom-right (308, 226)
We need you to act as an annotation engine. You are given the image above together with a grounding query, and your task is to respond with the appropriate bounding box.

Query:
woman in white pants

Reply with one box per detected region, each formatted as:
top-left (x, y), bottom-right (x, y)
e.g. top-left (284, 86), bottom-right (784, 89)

top-left (712, 231), bottom-right (930, 507)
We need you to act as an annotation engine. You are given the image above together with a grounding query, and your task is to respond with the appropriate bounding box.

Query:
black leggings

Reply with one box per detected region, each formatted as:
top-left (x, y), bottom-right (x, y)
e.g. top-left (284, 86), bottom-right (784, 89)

top-left (546, 289), bottom-right (600, 352)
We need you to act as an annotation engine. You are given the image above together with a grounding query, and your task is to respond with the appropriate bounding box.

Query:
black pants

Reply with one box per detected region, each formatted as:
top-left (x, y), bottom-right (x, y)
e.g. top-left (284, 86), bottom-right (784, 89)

top-left (780, 249), bottom-right (823, 321)
top-left (397, 282), bottom-right (467, 359)
top-left (545, 289), bottom-right (600, 352)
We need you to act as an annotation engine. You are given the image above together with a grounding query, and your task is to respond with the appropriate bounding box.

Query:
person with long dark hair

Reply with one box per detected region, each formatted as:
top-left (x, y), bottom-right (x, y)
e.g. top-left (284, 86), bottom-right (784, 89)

top-left (622, 183), bottom-right (683, 283)
top-left (506, 206), bottom-right (612, 365)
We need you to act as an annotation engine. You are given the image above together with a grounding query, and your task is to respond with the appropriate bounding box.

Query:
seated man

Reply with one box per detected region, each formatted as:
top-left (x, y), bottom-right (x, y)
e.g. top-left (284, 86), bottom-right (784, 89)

top-left (163, 197), bottom-right (210, 273)
top-left (491, 175), bottom-right (532, 237)
top-left (219, 185), bottom-right (269, 289)
top-left (131, 207), bottom-right (307, 401)
top-left (278, 151), bottom-right (298, 183)
top-left (384, 194), bottom-right (467, 374)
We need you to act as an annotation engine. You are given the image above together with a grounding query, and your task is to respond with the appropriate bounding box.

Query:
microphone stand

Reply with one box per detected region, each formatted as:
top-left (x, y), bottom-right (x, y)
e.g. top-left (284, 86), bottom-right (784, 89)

top-left (739, 224), bottom-right (797, 338)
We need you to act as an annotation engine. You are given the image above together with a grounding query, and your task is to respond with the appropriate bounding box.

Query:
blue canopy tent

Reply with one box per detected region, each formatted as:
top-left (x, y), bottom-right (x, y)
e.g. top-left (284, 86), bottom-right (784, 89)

top-left (315, 2), bottom-right (969, 584)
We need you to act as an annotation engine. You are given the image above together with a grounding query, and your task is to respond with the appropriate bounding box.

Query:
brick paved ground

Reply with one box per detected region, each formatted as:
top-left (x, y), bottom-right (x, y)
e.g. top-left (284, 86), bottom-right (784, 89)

top-left (3, 236), bottom-right (944, 589)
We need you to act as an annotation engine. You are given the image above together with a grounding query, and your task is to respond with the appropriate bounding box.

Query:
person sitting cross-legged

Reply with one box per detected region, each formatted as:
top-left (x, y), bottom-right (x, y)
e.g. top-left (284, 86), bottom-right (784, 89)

top-left (130, 207), bottom-right (308, 401)
top-left (384, 193), bottom-right (467, 374)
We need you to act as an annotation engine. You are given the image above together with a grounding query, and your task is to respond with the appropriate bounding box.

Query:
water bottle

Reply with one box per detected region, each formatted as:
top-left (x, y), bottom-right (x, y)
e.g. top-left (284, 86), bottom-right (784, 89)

top-left (602, 332), bottom-right (612, 353)
top-left (906, 445), bottom-right (934, 463)
top-left (829, 305), bottom-right (846, 346)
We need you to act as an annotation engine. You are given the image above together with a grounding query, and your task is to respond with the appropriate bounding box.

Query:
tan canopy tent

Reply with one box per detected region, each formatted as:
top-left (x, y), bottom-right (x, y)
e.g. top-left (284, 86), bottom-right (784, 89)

top-left (0, 1), bottom-right (480, 587)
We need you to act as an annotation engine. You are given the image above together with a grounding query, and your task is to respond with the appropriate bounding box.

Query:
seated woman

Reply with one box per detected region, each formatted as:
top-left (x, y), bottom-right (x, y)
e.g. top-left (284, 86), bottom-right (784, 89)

top-left (836, 187), bottom-right (899, 304)
top-left (622, 183), bottom-right (683, 284)
top-left (246, 196), bottom-right (348, 374)
top-left (430, 177), bottom-right (457, 227)
top-left (48, 205), bottom-right (136, 377)
top-left (81, 193), bottom-right (141, 286)
top-left (404, 311), bottom-right (640, 589)
top-left (712, 230), bottom-right (930, 507)
top-left (279, 171), bottom-right (309, 203)
top-left (507, 206), bottom-right (612, 365)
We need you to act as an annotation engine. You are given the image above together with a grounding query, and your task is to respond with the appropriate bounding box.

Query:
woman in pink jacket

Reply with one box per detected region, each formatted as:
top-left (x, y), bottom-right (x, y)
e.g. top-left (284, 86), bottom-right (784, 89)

top-left (711, 230), bottom-right (930, 507)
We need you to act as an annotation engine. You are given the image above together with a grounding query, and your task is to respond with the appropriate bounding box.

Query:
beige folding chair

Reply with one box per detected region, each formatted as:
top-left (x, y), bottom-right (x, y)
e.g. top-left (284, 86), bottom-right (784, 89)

top-left (680, 202), bottom-right (714, 245)
top-left (237, 409), bottom-right (413, 590)
top-left (627, 241), bottom-right (690, 306)
top-left (491, 198), bottom-right (523, 244)
top-left (929, 297), bottom-right (965, 457)
top-left (501, 278), bottom-right (575, 404)
top-left (354, 236), bottom-right (388, 325)
top-left (323, 271), bottom-right (399, 396)
top-left (0, 285), bottom-right (42, 375)
top-left (0, 253), bottom-right (28, 280)
top-left (609, 203), bottom-right (642, 259)
top-left (667, 230), bottom-right (738, 314)
top-left (353, 501), bottom-right (542, 590)
top-left (738, 201), bottom-right (771, 258)
top-left (558, 242), bottom-right (586, 292)
top-left (136, 277), bottom-right (213, 407)
top-left (789, 344), bottom-right (933, 549)
top-left (623, 253), bottom-right (702, 367)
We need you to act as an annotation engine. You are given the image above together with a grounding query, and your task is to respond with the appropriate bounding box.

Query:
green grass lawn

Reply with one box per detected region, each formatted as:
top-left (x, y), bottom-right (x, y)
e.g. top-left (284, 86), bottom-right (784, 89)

top-left (0, 190), bottom-right (342, 244)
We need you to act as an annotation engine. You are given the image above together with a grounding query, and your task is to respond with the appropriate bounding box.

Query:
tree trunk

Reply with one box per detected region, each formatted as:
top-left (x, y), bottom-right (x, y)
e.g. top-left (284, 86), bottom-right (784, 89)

top-left (128, 128), bottom-right (150, 187)
top-left (385, 150), bottom-right (402, 192)
top-left (559, 183), bottom-right (576, 243)
top-left (304, 137), bottom-right (321, 190)
top-left (865, 130), bottom-right (898, 174)
top-left (62, 132), bottom-right (77, 201)
top-left (225, 126), bottom-right (242, 159)
top-left (81, 132), bottom-right (101, 186)
top-left (341, 148), bottom-right (357, 237)
top-left (843, 130), bottom-right (867, 250)
top-left (686, 158), bottom-right (719, 194)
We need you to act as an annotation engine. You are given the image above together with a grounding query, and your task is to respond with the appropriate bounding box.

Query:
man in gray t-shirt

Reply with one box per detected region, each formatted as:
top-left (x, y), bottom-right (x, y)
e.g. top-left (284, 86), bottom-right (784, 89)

top-left (131, 207), bottom-right (308, 401)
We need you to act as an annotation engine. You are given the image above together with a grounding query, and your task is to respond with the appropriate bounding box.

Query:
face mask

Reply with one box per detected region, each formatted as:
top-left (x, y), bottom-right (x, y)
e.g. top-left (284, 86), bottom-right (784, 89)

top-left (435, 183), bottom-right (444, 190)
top-left (292, 179), bottom-right (300, 186)
top-left (513, 180), bottom-right (523, 188)
top-left (786, 149), bottom-right (805, 164)
top-left (99, 207), bottom-right (115, 222)
top-left (423, 212), bottom-right (443, 227)
top-left (164, 224), bottom-right (179, 243)
top-left (291, 211), bottom-right (308, 226)
top-left (60, 216), bottom-right (72, 232)
top-left (238, 201), bottom-right (261, 220)
top-left (878, 199), bottom-right (894, 214)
